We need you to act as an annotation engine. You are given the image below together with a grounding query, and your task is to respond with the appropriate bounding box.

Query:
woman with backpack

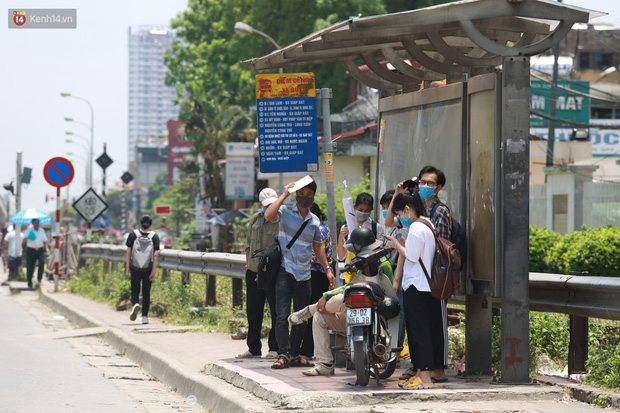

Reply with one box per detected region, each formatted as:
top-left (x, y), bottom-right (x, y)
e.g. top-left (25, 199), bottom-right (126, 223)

top-left (126, 215), bottom-right (160, 324)
top-left (385, 190), bottom-right (445, 390)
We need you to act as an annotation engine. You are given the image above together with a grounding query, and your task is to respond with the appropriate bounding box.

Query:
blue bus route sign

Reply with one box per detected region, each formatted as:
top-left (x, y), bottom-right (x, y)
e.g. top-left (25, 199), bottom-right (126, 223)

top-left (256, 73), bottom-right (319, 173)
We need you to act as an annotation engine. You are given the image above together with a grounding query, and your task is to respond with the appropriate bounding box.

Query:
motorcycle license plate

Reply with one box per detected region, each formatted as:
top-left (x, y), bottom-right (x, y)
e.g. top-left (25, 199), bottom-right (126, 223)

top-left (346, 308), bottom-right (371, 326)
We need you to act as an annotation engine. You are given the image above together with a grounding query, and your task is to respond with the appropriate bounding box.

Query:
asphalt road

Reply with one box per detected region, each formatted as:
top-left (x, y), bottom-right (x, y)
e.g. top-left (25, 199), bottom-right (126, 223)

top-left (0, 285), bottom-right (144, 413)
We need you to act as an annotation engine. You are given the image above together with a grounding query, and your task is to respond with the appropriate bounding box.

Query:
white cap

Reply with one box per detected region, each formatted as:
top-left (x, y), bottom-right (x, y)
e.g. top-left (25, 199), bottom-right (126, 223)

top-left (259, 188), bottom-right (278, 207)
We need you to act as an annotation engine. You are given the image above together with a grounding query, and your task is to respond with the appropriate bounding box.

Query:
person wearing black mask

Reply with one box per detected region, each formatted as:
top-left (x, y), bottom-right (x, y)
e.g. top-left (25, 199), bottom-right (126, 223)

top-left (264, 178), bottom-right (335, 369)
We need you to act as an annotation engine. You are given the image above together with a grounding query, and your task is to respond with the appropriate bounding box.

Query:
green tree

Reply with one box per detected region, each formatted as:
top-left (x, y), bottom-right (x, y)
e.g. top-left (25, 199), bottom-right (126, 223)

top-left (151, 175), bottom-right (198, 236)
top-left (146, 172), bottom-right (170, 211)
top-left (165, 0), bottom-right (387, 112)
top-left (178, 93), bottom-right (252, 208)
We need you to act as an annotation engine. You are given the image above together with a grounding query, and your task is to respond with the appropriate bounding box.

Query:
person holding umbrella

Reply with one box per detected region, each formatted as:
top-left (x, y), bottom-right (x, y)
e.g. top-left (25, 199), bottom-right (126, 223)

top-left (22, 218), bottom-right (50, 289)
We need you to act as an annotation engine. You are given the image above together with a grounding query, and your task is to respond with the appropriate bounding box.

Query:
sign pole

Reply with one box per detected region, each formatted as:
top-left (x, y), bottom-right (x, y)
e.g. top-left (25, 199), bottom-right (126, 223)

top-left (317, 88), bottom-right (338, 281)
top-left (42, 157), bottom-right (74, 292)
top-left (54, 186), bottom-right (61, 292)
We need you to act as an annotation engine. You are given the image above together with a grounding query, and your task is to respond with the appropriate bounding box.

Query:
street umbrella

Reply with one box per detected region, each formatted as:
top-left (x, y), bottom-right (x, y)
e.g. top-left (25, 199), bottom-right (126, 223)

top-left (9, 208), bottom-right (54, 225)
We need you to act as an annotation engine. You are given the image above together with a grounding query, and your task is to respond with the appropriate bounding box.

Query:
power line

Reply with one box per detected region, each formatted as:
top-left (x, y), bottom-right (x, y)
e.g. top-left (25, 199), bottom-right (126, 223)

top-left (531, 71), bottom-right (620, 105)
top-left (530, 109), bottom-right (620, 129)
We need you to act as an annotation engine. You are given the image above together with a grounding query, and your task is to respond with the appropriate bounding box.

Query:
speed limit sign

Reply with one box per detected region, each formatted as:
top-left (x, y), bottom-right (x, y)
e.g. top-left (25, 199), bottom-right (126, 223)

top-left (73, 188), bottom-right (108, 223)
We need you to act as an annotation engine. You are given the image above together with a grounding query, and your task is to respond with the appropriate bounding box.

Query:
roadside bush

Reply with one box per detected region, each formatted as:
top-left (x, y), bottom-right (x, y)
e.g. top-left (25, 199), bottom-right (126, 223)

top-left (557, 226), bottom-right (620, 277)
top-left (530, 225), bottom-right (620, 276)
top-left (529, 227), bottom-right (561, 273)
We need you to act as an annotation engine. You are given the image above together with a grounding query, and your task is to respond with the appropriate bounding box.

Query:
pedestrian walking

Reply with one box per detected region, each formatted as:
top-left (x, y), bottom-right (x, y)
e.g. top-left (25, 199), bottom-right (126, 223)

top-left (22, 219), bottom-right (49, 289)
top-left (3, 226), bottom-right (23, 282)
top-left (125, 215), bottom-right (160, 324)
top-left (236, 188), bottom-right (280, 359)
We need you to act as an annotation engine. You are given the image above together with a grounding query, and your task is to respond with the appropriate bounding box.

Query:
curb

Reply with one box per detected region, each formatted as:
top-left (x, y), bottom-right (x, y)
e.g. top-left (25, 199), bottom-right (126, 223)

top-left (39, 289), bottom-right (273, 413)
top-left (535, 375), bottom-right (620, 409)
top-left (204, 362), bottom-right (564, 410)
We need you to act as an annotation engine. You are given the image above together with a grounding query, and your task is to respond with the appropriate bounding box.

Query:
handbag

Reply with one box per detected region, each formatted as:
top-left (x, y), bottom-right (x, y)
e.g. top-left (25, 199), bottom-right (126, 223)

top-left (252, 219), bottom-right (310, 290)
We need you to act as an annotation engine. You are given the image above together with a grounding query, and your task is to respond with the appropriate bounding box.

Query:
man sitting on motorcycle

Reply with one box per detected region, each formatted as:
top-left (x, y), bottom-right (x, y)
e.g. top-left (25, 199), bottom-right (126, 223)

top-left (288, 227), bottom-right (392, 376)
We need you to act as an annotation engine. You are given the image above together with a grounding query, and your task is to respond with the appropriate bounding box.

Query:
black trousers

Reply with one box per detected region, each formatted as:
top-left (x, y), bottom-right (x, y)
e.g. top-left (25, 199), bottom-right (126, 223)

top-left (300, 269), bottom-right (330, 358)
top-left (26, 248), bottom-right (45, 286)
top-left (245, 269), bottom-right (278, 355)
top-left (404, 285), bottom-right (445, 371)
top-left (131, 269), bottom-right (152, 317)
top-left (8, 256), bottom-right (22, 280)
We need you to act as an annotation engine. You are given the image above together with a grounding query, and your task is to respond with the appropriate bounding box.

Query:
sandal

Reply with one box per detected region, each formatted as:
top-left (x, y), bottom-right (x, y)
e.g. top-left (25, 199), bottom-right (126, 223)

top-left (289, 356), bottom-right (315, 367)
top-left (398, 367), bottom-right (416, 387)
top-left (271, 356), bottom-right (289, 369)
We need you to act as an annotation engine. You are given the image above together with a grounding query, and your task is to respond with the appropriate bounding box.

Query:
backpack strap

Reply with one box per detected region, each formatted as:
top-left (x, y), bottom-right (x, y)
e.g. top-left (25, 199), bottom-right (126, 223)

top-left (134, 229), bottom-right (141, 237)
top-left (372, 220), bottom-right (377, 237)
top-left (147, 231), bottom-right (155, 239)
top-left (414, 218), bottom-right (437, 287)
top-left (285, 219), bottom-right (310, 251)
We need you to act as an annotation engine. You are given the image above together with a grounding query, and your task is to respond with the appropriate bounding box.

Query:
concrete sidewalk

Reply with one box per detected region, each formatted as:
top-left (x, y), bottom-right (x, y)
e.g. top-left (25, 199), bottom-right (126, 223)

top-left (32, 279), bottom-right (618, 412)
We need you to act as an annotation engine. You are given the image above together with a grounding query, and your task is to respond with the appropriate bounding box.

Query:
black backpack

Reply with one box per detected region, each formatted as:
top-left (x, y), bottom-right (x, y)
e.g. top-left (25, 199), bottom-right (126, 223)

top-left (429, 201), bottom-right (467, 266)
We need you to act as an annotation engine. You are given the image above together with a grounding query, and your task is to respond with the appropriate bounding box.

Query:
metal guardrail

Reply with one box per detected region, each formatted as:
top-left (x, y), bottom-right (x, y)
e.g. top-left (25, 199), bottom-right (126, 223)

top-left (80, 244), bottom-right (620, 321)
top-left (80, 244), bottom-right (245, 279)
top-left (529, 272), bottom-right (620, 321)
top-left (79, 244), bottom-right (620, 374)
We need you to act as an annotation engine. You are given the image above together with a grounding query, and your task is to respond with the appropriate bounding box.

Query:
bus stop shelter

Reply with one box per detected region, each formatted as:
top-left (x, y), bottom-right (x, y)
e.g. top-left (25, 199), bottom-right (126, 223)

top-left (245, 0), bottom-right (602, 383)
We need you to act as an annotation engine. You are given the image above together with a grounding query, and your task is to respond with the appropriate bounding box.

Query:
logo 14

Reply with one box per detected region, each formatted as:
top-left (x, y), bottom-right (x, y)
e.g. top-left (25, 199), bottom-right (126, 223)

top-left (12, 11), bottom-right (26, 26)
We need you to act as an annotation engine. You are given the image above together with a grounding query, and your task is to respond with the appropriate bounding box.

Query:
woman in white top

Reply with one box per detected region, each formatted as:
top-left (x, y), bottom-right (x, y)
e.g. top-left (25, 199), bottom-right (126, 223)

top-left (385, 190), bottom-right (443, 390)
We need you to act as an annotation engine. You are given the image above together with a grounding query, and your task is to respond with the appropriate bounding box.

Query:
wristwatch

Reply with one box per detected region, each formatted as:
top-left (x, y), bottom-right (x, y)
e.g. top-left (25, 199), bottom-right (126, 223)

top-left (324, 266), bottom-right (332, 272)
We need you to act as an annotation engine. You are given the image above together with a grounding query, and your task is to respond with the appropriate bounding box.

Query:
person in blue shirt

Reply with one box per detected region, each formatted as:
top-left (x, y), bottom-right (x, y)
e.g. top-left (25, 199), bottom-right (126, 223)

top-left (264, 178), bottom-right (335, 369)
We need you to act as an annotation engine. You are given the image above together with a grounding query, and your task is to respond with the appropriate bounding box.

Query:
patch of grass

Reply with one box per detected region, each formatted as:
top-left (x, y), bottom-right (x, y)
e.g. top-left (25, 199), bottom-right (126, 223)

top-left (68, 263), bottom-right (272, 333)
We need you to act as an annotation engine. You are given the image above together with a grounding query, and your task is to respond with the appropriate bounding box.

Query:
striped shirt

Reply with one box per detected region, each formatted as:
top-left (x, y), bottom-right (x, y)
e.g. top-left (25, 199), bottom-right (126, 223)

top-left (276, 204), bottom-right (322, 281)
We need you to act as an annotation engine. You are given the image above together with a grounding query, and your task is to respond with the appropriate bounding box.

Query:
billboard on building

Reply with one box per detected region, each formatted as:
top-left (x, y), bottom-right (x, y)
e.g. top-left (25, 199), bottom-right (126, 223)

top-left (530, 80), bottom-right (590, 128)
top-left (225, 142), bottom-right (255, 200)
top-left (167, 120), bottom-right (193, 185)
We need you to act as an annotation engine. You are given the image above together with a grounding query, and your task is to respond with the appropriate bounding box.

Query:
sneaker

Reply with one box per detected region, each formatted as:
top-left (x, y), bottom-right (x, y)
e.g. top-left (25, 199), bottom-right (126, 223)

top-left (265, 351), bottom-right (278, 359)
top-left (288, 306), bottom-right (314, 325)
top-left (302, 363), bottom-right (334, 376)
top-left (129, 304), bottom-right (140, 321)
top-left (402, 376), bottom-right (433, 390)
top-left (142, 316), bottom-right (150, 324)
top-left (236, 350), bottom-right (261, 359)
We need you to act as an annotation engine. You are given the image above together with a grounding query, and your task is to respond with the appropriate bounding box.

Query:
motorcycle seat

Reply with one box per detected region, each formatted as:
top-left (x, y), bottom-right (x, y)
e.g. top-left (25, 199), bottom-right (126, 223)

top-left (346, 281), bottom-right (385, 301)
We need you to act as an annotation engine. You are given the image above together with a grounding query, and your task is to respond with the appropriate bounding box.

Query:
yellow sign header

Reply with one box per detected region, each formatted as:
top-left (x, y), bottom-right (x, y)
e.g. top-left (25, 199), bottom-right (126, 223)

top-left (256, 73), bottom-right (315, 99)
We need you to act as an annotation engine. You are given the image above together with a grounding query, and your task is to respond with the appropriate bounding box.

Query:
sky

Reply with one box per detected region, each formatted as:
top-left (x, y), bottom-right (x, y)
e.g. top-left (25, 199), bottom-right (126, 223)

top-left (0, 0), bottom-right (188, 216)
top-left (0, 0), bottom-right (618, 217)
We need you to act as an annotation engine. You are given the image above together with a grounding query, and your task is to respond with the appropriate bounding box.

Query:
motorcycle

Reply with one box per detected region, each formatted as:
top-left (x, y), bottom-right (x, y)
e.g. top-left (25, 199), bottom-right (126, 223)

top-left (341, 246), bottom-right (402, 386)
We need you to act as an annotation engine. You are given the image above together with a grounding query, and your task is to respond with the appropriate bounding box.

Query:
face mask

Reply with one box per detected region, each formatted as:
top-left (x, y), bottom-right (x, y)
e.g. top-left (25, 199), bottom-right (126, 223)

top-left (382, 210), bottom-right (388, 219)
top-left (296, 195), bottom-right (314, 209)
top-left (354, 210), bottom-right (371, 222)
top-left (419, 185), bottom-right (436, 201)
top-left (400, 207), bottom-right (413, 227)
top-left (262, 208), bottom-right (267, 213)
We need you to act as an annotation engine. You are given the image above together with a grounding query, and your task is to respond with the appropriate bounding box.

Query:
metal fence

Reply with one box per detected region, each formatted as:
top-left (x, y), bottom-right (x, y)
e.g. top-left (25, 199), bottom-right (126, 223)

top-left (79, 244), bottom-right (620, 373)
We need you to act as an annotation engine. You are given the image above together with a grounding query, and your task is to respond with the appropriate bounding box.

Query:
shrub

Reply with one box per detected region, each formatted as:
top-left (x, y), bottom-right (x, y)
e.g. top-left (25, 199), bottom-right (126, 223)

top-left (559, 226), bottom-right (620, 277)
top-left (531, 225), bottom-right (620, 277)
top-left (529, 227), bottom-right (561, 273)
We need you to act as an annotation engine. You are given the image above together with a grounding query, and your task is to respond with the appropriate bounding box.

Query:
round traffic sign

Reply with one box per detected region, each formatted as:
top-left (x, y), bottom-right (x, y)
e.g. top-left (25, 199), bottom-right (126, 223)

top-left (43, 157), bottom-right (74, 188)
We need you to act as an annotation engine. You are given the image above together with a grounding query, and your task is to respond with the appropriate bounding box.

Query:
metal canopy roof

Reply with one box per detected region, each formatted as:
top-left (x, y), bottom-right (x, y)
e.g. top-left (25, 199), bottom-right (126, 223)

top-left (244, 0), bottom-right (603, 91)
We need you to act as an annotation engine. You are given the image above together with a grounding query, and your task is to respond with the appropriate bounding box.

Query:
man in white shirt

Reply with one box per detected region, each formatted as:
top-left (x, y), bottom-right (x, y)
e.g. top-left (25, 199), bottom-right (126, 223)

top-left (3, 226), bottom-right (23, 281)
top-left (22, 219), bottom-right (49, 289)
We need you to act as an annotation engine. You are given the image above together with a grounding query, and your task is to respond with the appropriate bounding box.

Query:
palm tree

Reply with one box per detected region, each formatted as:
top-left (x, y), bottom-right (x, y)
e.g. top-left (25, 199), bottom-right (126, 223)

top-left (179, 93), bottom-right (252, 207)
